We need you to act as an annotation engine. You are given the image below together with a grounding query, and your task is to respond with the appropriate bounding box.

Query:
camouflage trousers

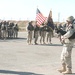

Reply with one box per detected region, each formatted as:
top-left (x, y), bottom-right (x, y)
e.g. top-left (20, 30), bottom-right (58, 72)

top-left (0, 29), bottom-right (1, 38)
top-left (1, 30), bottom-right (7, 39)
top-left (40, 31), bottom-right (46, 44)
top-left (34, 31), bottom-right (39, 44)
top-left (61, 41), bottom-right (74, 69)
top-left (13, 30), bottom-right (18, 38)
top-left (46, 31), bottom-right (52, 44)
top-left (27, 30), bottom-right (33, 44)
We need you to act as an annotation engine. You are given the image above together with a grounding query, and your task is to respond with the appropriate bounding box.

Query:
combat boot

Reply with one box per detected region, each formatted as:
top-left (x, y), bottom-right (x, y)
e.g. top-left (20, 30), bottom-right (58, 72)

top-left (58, 64), bottom-right (66, 73)
top-left (62, 68), bottom-right (72, 74)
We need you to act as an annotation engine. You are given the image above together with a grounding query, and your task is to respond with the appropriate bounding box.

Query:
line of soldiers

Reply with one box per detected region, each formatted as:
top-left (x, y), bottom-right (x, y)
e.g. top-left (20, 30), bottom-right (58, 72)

top-left (0, 21), bottom-right (19, 40)
top-left (27, 16), bottom-right (75, 74)
top-left (27, 21), bottom-right (53, 45)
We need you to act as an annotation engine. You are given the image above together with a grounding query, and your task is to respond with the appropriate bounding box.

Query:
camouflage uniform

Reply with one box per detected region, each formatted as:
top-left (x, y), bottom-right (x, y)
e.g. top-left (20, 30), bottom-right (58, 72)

top-left (40, 26), bottom-right (46, 44)
top-left (27, 30), bottom-right (33, 44)
top-left (1, 23), bottom-right (7, 39)
top-left (0, 22), bottom-right (2, 38)
top-left (46, 26), bottom-right (53, 44)
top-left (34, 25), bottom-right (39, 44)
top-left (58, 16), bottom-right (75, 74)
top-left (13, 24), bottom-right (19, 38)
top-left (27, 21), bottom-right (34, 45)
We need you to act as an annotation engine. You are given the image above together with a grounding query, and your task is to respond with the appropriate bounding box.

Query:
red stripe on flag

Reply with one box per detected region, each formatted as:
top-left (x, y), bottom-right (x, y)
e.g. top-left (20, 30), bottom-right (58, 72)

top-left (36, 8), bottom-right (46, 26)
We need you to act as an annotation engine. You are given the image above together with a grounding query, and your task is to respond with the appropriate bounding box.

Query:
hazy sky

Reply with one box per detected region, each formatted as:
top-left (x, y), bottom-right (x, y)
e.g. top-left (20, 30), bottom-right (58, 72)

top-left (0, 0), bottom-right (75, 22)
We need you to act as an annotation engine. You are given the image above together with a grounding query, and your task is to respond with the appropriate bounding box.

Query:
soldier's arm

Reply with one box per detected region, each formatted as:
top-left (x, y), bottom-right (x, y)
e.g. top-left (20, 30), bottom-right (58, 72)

top-left (63, 28), bottom-right (74, 39)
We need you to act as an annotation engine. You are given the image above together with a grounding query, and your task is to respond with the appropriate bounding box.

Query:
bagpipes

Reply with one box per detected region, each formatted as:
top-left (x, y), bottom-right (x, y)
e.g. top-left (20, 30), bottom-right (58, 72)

top-left (56, 28), bottom-right (75, 39)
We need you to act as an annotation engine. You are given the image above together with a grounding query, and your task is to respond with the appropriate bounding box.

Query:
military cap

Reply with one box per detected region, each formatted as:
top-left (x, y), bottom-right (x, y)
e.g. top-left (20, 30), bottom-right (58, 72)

top-left (66, 16), bottom-right (74, 22)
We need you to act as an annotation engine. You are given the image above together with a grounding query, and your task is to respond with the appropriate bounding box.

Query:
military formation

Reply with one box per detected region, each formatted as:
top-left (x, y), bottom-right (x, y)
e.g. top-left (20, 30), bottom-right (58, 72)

top-left (0, 21), bottom-right (19, 40)
top-left (26, 16), bottom-right (75, 74)
top-left (0, 16), bottom-right (75, 74)
top-left (27, 21), bottom-right (54, 45)
top-left (26, 20), bottom-right (69, 45)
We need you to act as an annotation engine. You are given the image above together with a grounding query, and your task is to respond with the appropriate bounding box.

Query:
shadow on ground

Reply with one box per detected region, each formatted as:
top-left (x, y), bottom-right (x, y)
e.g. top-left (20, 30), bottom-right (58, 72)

top-left (7, 37), bottom-right (27, 40)
top-left (0, 70), bottom-right (44, 75)
top-left (37, 44), bottom-right (75, 48)
top-left (0, 37), bottom-right (27, 42)
top-left (38, 43), bottom-right (63, 47)
top-left (63, 73), bottom-right (75, 75)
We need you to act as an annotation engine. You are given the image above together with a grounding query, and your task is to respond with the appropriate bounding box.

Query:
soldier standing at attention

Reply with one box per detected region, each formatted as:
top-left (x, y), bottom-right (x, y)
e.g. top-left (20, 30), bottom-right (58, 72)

top-left (1, 21), bottom-right (7, 40)
top-left (58, 16), bottom-right (75, 74)
top-left (27, 21), bottom-right (34, 45)
top-left (13, 24), bottom-right (19, 38)
top-left (0, 22), bottom-right (2, 38)
top-left (40, 23), bottom-right (46, 44)
top-left (34, 22), bottom-right (40, 45)
top-left (46, 26), bottom-right (53, 44)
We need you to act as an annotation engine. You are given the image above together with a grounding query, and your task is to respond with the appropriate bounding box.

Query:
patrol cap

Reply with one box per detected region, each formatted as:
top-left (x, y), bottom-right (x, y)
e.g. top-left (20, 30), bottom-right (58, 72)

top-left (66, 16), bottom-right (74, 22)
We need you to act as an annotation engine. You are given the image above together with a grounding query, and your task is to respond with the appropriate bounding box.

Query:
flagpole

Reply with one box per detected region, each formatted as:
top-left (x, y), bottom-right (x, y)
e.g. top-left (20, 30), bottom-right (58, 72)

top-left (36, 5), bottom-right (38, 23)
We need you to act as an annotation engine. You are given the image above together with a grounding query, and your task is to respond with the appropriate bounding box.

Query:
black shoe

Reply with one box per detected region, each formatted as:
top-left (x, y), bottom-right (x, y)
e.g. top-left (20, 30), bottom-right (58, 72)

top-left (35, 43), bottom-right (38, 45)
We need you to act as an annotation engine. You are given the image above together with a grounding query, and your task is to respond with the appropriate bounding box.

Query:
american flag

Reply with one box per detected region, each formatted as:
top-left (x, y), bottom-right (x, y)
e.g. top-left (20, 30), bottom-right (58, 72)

top-left (36, 8), bottom-right (46, 26)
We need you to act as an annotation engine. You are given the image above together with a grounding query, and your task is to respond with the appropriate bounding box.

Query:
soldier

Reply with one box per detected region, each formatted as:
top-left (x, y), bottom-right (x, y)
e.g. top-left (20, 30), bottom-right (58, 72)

top-left (0, 22), bottom-right (2, 38)
top-left (13, 24), bottom-right (19, 38)
top-left (46, 26), bottom-right (53, 44)
top-left (8, 22), bottom-right (14, 38)
top-left (27, 21), bottom-right (34, 45)
top-left (58, 16), bottom-right (75, 74)
top-left (7, 22), bottom-right (11, 38)
top-left (34, 22), bottom-right (39, 45)
top-left (1, 21), bottom-right (7, 40)
top-left (40, 24), bottom-right (46, 44)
